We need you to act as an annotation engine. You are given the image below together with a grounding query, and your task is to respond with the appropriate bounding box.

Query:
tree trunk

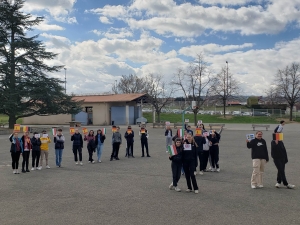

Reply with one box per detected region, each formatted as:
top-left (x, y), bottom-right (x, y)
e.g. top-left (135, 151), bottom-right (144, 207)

top-left (157, 111), bottom-right (161, 122)
top-left (9, 114), bottom-right (16, 129)
top-left (194, 111), bottom-right (197, 126)
top-left (289, 104), bottom-right (294, 121)
top-left (223, 99), bottom-right (226, 118)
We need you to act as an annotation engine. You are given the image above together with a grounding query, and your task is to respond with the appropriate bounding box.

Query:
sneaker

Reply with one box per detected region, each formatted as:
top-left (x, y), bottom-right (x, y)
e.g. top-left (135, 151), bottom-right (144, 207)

top-left (16, 170), bottom-right (19, 174)
top-left (92, 161), bottom-right (95, 164)
top-left (147, 155), bottom-right (151, 157)
top-left (185, 189), bottom-right (192, 192)
top-left (211, 168), bottom-right (216, 172)
top-left (169, 182), bottom-right (174, 190)
top-left (275, 183), bottom-right (281, 188)
top-left (194, 171), bottom-right (197, 176)
top-left (116, 158), bottom-right (120, 160)
top-left (88, 161), bottom-right (91, 163)
top-left (216, 168), bottom-right (220, 172)
top-left (258, 185), bottom-right (264, 188)
top-left (46, 165), bottom-right (50, 169)
top-left (174, 187), bottom-right (181, 192)
top-left (286, 184), bottom-right (295, 189)
top-left (208, 167), bottom-right (212, 171)
top-left (22, 169), bottom-right (26, 173)
top-left (199, 171), bottom-right (204, 175)
top-left (13, 170), bottom-right (16, 174)
top-left (75, 161), bottom-right (78, 165)
top-left (98, 160), bottom-right (102, 163)
top-left (251, 185), bottom-right (256, 189)
top-left (194, 190), bottom-right (199, 194)
top-left (37, 166), bottom-right (42, 170)
top-left (31, 167), bottom-right (35, 171)
top-left (132, 156), bottom-right (135, 158)
top-left (80, 162), bottom-right (83, 166)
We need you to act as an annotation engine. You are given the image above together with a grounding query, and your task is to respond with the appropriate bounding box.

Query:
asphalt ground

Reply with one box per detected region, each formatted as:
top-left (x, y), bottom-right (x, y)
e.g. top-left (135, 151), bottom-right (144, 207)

top-left (0, 125), bottom-right (299, 225)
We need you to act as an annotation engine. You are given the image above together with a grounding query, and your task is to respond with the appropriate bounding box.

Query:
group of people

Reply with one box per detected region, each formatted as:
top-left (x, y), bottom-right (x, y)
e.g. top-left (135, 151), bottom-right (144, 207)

top-left (9, 125), bottom-right (151, 174)
top-left (166, 123), bottom-right (221, 193)
top-left (246, 120), bottom-right (295, 189)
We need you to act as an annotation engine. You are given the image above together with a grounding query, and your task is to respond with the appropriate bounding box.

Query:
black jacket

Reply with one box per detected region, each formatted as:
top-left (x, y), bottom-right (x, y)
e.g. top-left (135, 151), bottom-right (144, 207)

top-left (125, 131), bottom-right (134, 143)
top-left (182, 139), bottom-right (197, 161)
top-left (9, 135), bottom-right (23, 153)
top-left (71, 133), bottom-right (83, 147)
top-left (194, 136), bottom-right (206, 151)
top-left (31, 137), bottom-right (41, 151)
top-left (54, 135), bottom-right (65, 149)
top-left (247, 138), bottom-right (269, 161)
top-left (271, 141), bottom-right (288, 163)
top-left (165, 129), bottom-right (172, 137)
top-left (208, 132), bottom-right (220, 151)
top-left (169, 146), bottom-right (183, 164)
top-left (95, 134), bottom-right (106, 145)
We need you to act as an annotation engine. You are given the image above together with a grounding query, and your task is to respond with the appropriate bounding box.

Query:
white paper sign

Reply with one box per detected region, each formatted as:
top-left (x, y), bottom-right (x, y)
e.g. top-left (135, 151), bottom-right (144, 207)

top-left (197, 120), bottom-right (202, 125)
top-left (185, 119), bottom-right (189, 123)
top-left (42, 134), bottom-right (48, 138)
top-left (165, 121), bottom-right (170, 126)
top-left (183, 144), bottom-right (192, 150)
top-left (246, 134), bottom-right (255, 141)
top-left (34, 134), bottom-right (40, 138)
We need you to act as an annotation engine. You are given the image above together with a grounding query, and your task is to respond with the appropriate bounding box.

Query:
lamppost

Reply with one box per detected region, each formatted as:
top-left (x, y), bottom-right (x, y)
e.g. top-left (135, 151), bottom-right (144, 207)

top-left (64, 68), bottom-right (67, 94)
top-left (226, 61), bottom-right (228, 96)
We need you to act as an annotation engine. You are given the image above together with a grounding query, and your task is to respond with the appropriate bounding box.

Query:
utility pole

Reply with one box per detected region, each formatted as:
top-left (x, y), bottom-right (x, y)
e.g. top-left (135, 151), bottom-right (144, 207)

top-left (64, 68), bottom-right (67, 94)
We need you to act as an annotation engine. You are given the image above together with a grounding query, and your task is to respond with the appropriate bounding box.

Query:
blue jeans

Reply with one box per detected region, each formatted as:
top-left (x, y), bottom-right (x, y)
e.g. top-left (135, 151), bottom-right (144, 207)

top-left (97, 144), bottom-right (104, 161)
top-left (55, 149), bottom-right (63, 166)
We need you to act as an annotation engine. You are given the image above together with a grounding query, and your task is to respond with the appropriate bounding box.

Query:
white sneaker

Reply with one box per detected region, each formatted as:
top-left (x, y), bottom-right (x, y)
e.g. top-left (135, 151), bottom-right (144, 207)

top-left (169, 182), bottom-right (174, 190)
top-left (194, 190), bottom-right (199, 194)
top-left (194, 171), bottom-right (197, 175)
top-left (208, 167), bottom-right (212, 171)
top-left (275, 183), bottom-right (281, 188)
top-left (258, 185), bottom-right (264, 188)
top-left (174, 187), bottom-right (181, 192)
top-left (92, 161), bottom-right (95, 164)
top-left (251, 185), bottom-right (256, 189)
top-left (88, 161), bottom-right (91, 163)
top-left (37, 166), bottom-right (42, 170)
top-left (46, 165), bottom-right (50, 169)
top-left (98, 160), bottom-right (102, 163)
top-left (75, 162), bottom-right (78, 165)
top-left (286, 184), bottom-right (295, 189)
top-left (13, 170), bottom-right (16, 174)
top-left (80, 162), bottom-right (83, 166)
top-left (211, 168), bottom-right (216, 172)
top-left (31, 167), bottom-right (35, 171)
top-left (216, 168), bottom-right (220, 172)
top-left (199, 171), bottom-right (204, 175)
top-left (16, 170), bottom-right (19, 174)
top-left (185, 189), bottom-right (192, 192)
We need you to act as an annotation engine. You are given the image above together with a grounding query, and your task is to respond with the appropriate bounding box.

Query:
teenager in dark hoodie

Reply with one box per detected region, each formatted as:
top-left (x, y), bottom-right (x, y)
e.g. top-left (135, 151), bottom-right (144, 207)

top-left (21, 131), bottom-right (32, 173)
top-left (54, 129), bottom-right (65, 167)
top-left (246, 131), bottom-right (269, 189)
top-left (9, 132), bottom-right (23, 174)
top-left (71, 128), bottom-right (83, 165)
top-left (124, 126), bottom-right (134, 158)
top-left (183, 133), bottom-right (199, 194)
top-left (207, 130), bottom-right (221, 172)
top-left (95, 129), bottom-right (106, 162)
top-left (169, 138), bottom-right (183, 192)
top-left (194, 131), bottom-right (206, 175)
top-left (31, 132), bottom-right (41, 171)
top-left (271, 140), bottom-right (295, 189)
top-left (111, 126), bottom-right (122, 161)
top-left (84, 130), bottom-right (96, 164)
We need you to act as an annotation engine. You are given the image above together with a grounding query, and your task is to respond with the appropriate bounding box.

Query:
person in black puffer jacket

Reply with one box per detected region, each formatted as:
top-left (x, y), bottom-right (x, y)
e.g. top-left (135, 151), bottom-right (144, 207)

top-left (183, 134), bottom-right (199, 194)
top-left (31, 132), bottom-right (41, 170)
top-left (168, 138), bottom-right (183, 192)
top-left (271, 140), bottom-right (295, 189)
top-left (71, 129), bottom-right (83, 165)
top-left (194, 132), bottom-right (206, 175)
top-left (207, 130), bottom-right (221, 172)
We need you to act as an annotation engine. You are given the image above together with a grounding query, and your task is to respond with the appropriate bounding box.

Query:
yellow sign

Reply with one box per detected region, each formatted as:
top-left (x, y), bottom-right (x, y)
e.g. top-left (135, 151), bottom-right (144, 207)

top-left (127, 129), bottom-right (132, 134)
top-left (70, 127), bottom-right (75, 135)
top-left (140, 128), bottom-right (145, 134)
top-left (23, 126), bottom-right (29, 132)
top-left (82, 127), bottom-right (88, 135)
top-left (14, 124), bottom-right (21, 133)
top-left (195, 128), bottom-right (202, 136)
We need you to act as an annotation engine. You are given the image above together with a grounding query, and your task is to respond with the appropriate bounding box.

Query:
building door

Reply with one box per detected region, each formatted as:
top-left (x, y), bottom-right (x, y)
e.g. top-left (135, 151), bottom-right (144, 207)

top-left (86, 107), bottom-right (93, 125)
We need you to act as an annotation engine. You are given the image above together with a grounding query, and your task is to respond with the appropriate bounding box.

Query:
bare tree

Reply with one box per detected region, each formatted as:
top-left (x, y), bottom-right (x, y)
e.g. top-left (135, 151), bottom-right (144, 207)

top-left (112, 74), bottom-right (146, 94)
top-left (274, 63), bottom-right (300, 121)
top-left (265, 86), bottom-right (280, 106)
top-left (172, 53), bottom-right (211, 125)
top-left (144, 74), bottom-right (174, 122)
top-left (210, 67), bottom-right (239, 117)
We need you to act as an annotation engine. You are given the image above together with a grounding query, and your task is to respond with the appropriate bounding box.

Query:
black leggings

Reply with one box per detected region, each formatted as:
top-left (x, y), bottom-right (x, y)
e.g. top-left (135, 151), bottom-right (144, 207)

top-left (11, 152), bottom-right (21, 169)
top-left (209, 147), bottom-right (219, 169)
top-left (88, 148), bottom-right (94, 162)
top-left (73, 145), bottom-right (82, 162)
top-left (22, 151), bottom-right (30, 170)
top-left (183, 160), bottom-right (198, 190)
top-left (32, 151), bottom-right (41, 168)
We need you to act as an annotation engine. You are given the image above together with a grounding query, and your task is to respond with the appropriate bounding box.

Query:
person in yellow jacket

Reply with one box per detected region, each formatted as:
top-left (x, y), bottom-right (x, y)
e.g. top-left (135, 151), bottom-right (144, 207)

top-left (38, 130), bottom-right (51, 170)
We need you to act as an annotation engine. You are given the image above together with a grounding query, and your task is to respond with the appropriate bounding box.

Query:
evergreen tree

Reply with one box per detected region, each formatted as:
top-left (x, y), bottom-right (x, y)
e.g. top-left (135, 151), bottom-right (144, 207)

top-left (0, 0), bottom-right (82, 128)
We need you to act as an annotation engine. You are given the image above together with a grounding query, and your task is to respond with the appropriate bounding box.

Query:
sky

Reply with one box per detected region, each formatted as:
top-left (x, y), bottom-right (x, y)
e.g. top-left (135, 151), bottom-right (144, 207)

top-left (19, 0), bottom-right (300, 96)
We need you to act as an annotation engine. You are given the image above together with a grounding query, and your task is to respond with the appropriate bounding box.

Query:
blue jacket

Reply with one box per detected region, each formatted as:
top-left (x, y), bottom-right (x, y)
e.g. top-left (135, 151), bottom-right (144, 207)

top-left (9, 134), bottom-right (24, 153)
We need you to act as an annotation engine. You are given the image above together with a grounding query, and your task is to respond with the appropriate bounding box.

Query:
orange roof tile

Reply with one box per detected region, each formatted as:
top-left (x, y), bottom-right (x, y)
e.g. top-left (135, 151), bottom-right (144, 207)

top-left (73, 93), bottom-right (146, 103)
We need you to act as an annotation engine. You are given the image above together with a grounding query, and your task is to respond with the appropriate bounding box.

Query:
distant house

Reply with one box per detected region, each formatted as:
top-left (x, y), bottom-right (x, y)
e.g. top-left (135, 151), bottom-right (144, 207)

top-left (23, 93), bottom-right (147, 126)
top-left (227, 101), bottom-right (241, 106)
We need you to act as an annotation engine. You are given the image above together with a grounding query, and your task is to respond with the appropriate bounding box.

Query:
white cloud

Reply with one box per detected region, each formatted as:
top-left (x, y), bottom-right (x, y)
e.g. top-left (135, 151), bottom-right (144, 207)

top-left (99, 16), bottom-right (112, 24)
top-left (34, 21), bottom-right (64, 31)
top-left (92, 28), bottom-right (133, 39)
